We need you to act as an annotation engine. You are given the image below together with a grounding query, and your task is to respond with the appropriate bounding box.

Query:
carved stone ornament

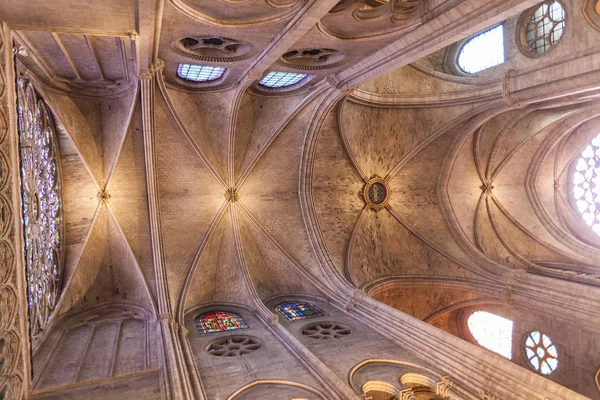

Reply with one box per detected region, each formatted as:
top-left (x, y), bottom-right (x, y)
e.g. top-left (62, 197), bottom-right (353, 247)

top-left (280, 48), bottom-right (347, 71)
top-left (360, 175), bottom-right (390, 211)
top-left (174, 36), bottom-right (252, 63)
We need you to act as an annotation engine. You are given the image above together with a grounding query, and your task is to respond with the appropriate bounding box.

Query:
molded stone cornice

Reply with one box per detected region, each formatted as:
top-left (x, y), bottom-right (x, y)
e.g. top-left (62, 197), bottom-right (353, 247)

top-left (332, 0), bottom-right (542, 89)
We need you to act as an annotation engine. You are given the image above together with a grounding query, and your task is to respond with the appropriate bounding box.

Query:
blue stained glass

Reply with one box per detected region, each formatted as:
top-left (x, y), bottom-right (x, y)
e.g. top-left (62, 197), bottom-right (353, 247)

top-left (275, 301), bottom-right (327, 322)
top-left (259, 72), bottom-right (308, 88)
top-left (177, 64), bottom-right (226, 82)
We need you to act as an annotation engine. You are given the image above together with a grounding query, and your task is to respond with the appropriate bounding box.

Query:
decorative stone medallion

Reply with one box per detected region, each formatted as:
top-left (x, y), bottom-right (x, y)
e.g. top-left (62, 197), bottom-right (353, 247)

top-left (361, 175), bottom-right (390, 211)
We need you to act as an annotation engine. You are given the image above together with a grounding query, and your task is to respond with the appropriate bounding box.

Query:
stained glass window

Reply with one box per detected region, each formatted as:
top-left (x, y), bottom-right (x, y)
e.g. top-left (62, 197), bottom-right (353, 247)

top-left (458, 25), bottom-right (505, 74)
top-left (467, 311), bottom-right (513, 359)
top-left (524, 1), bottom-right (565, 54)
top-left (259, 72), bottom-right (308, 88)
top-left (177, 64), bottom-right (226, 82)
top-left (17, 78), bottom-right (63, 335)
top-left (573, 132), bottom-right (600, 235)
top-left (525, 331), bottom-right (558, 375)
top-left (275, 301), bottom-right (326, 322)
top-left (195, 312), bottom-right (248, 335)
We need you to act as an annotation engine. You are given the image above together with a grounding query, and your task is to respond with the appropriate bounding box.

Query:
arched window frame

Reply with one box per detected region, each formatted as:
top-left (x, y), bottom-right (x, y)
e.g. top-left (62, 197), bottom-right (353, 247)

top-left (455, 24), bottom-right (506, 74)
top-left (176, 63), bottom-right (227, 83)
top-left (195, 311), bottom-right (248, 335)
top-left (465, 310), bottom-right (514, 359)
top-left (275, 301), bottom-right (327, 322)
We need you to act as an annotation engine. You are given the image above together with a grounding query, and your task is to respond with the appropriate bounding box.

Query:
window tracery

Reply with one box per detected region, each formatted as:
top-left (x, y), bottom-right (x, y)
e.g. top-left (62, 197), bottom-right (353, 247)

top-left (457, 25), bottom-right (505, 74)
top-left (573, 132), bottom-right (600, 235)
top-left (467, 311), bottom-right (513, 359)
top-left (302, 322), bottom-right (351, 339)
top-left (275, 301), bottom-right (327, 321)
top-left (195, 311), bottom-right (248, 335)
top-left (176, 64), bottom-right (226, 82)
top-left (206, 335), bottom-right (261, 357)
top-left (259, 71), bottom-right (308, 88)
top-left (519, 1), bottom-right (566, 55)
top-left (17, 78), bottom-right (63, 335)
top-left (525, 331), bottom-right (558, 375)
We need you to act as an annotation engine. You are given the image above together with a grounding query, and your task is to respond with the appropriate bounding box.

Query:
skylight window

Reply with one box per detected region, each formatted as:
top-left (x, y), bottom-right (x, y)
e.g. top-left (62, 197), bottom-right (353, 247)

top-left (458, 25), bottom-right (505, 74)
top-left (177, 64), bottom-right (226, 82)
top-left (573, 132), bottom-right (600, 235)
top-left (259, 72), bottom-right (308, 88)
top-left (467, 311), bottom-right (513, 359)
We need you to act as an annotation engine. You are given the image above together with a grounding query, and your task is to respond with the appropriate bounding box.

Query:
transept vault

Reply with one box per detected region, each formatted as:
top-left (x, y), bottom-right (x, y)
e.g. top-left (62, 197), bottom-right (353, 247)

top-left (1, 0), bottom-right (600, 399)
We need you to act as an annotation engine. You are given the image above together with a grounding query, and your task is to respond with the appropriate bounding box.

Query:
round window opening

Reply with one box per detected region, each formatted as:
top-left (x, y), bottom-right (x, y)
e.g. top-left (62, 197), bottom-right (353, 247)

top-left (362, 176), bottom-right (390, 211)
top-left (519, 0), bottom-right (566, 56)
top-left (525, 331), bottom-right (558, 375)
top-left (302, 322), bottom-right (351, 340)
top-left (573, 132), bottom-right (600, 236)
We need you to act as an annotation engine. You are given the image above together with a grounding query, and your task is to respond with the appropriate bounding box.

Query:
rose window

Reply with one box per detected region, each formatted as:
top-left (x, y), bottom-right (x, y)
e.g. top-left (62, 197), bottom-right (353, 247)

top-left (573, 132), bottom-right (600, 235)
top-left (525, 331), bottom-right (558, 375)
top-left (17, 78), bottom-right (63, 335)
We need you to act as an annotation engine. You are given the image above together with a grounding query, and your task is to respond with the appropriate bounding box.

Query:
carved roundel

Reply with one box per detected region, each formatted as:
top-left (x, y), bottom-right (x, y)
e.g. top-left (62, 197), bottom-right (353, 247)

top-left (361, 175), bottom-right (390, 211)
top-left (206, 335), bottom-right (261, 357)
top-left (302, 322), bottom-right (351, 339)
top-left (280, 48), bottom-right (346, 71)
top-left (174, 36), bottom-right (252, 63)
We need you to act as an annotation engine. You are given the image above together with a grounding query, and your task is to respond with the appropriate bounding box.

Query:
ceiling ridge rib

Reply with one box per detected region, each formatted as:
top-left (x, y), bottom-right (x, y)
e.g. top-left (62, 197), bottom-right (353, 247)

top-left (156, 71), bottom-right (229, 190)
top-left (39, 200), bottom-right (102, 344)
top-left (104, 203), bottom-right (158, 312)
top-left (104, 89), bottom-right (140, 186)
top-left (228, 82), bottom-right (253, 188)
top-left (344, 207), bottom-right (367, 286)
top-left (176, 201), bottom-right (230, 322)
top-left (229, 205), bottom-right (272, 316)
top-left (236, 202), bottom-right (336, 299)
top-left (387, 101), bottom-right (503, 183)
top-left (28, 76), bottom-right (103, 190)
top-left (336, 99), bottom-right (368, 182)
top-left (235, 84), bottom-right (329, 188)
top-left (50, 32), bottom-right (83, 82)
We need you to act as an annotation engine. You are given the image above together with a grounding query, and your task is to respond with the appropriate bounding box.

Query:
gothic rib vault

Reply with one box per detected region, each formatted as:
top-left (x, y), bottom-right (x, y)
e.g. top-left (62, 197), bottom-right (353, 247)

top-left (2, 0), bottom-right (600, 399)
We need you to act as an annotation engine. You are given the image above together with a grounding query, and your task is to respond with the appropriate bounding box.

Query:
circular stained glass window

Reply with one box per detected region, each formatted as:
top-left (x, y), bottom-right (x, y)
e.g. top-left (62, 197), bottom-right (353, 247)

top-left (17, 78), bottom-right (63, 336)
top-left (524, 331), bottom-right (558, 375)
top-left (573, 133), bottom-right (600, 235)
top-left (519, 1), bottom-right (566, 56)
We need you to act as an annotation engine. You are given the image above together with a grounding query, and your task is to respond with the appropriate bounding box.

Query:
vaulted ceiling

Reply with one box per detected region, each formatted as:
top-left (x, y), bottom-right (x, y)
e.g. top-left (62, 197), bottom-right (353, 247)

top-left (4, 0), bottom-right (600, 371)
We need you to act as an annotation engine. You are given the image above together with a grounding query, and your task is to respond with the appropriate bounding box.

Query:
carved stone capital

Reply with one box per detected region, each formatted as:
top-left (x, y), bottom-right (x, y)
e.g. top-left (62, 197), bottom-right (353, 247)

top-left (345, 288), bottom-right (366, 311)
top-left (502, 69), bottom-right (524, 109)
top-left (268, 313), bottom-right (280, 325)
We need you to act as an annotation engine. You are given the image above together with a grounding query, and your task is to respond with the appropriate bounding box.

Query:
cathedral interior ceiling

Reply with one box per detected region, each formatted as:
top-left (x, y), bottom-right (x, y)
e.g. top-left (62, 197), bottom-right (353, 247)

top-left (3, 0), bottom-right (600, 397)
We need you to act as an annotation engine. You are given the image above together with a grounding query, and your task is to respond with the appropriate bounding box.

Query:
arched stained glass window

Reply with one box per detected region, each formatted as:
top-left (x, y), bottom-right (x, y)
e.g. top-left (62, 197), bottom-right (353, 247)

top-left (259, 72), bottom-right (308, 88)
top-left (177, 64), bottom-right (226, 82)
top-left (467, 311), bottom-right (513, 359)
top-left (275, 301), bottom-right (326, 322)
top-left (195, 312), bottom-right (248, 335)
top-left (573, 132), bottom-right (600, 235)
top-left (525, 331), bottom-right (558, 375)
top-left (17, 78), bottom-right (63, 336)
top-left (458, 25), bottom-right (505, 74)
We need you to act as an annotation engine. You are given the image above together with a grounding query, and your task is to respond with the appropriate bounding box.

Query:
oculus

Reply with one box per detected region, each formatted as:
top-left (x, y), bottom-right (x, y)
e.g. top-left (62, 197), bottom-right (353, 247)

top-left (206, 335), bottom-right (261, 357)
top-left (175, 36), bottom-right (251, 62)
top-left (177, 64), bottom-right (226, 82)
top-left (280, 48), bottom-right (346, 70)
top-left (467, 311), bottom-right (513, 359)
top-left (275, 301), bottom-right (327, 322)
top-left (195, 311), bottom-right (248, 335)
top-left (361, 175), bottom-right (390, 211)
top-left (259, 71), bottom-right (308, 88)
top-left (302, 322), bottom-right (351, 339)
top-left (457, 25), bottom-right (505, 74)
top-left (573, 132), bottom-right (600, 236)
top-left (518, 0), bottom-right (566, 56)
top-left (17, 78), bottom-right (63, 336)
top-left (525, 331), bottom-right (558, 375)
